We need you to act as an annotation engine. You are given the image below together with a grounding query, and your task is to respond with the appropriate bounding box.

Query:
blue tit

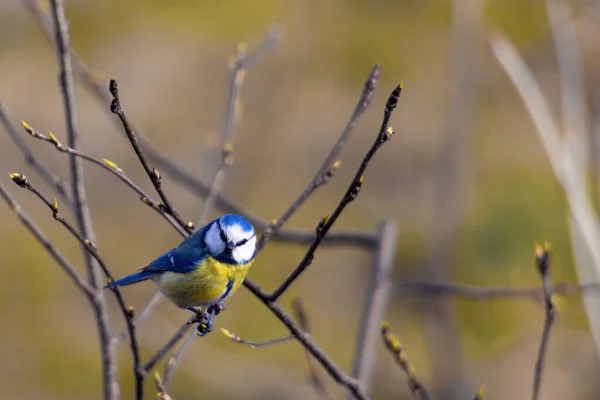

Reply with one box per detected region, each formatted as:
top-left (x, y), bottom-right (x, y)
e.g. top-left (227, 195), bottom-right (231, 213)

top-left (105, 214), bottom-right (256, 335)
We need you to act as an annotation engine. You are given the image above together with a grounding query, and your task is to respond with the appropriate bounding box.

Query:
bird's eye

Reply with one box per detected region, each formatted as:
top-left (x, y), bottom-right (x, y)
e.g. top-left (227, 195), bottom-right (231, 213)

top-left (237, 238), bottom-right (248, 246)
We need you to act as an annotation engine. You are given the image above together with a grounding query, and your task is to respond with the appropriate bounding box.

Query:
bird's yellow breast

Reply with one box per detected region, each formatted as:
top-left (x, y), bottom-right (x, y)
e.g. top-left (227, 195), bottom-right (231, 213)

top-left (153, 256), bottom-right (253, 308)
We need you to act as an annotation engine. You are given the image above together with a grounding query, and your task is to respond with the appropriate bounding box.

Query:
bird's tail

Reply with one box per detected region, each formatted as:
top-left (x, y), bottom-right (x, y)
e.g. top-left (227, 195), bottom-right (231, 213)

top-left (104, 270), bottom-right (157, 288)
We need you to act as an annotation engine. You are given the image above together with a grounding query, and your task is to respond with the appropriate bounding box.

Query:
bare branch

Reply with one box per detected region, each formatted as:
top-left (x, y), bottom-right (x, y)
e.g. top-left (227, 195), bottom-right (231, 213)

top-left (350, 220), bottom-right (397, 393)
top-left (220, 328), bottom-right (295, 348)
top-left (531, 243), bottom-right (555, 400)
top-left (381, 322), bottom-right (435, 400)
top-left (48, 1), bottom-right (117, 398)
top-left (270, 84), bottom-right (402, 301)
top-left (0, 181), bottom-right (94, 297)
top-left (109, 79), bottom-right (193, 235)
top-left (197, 27), bottom-right (281, 226)
top-left (154, 371), bottom-right (173, 400)
top-left (163, 330), bottom-right (195, 389)
top-left (21, 121), bottom-right (188, 237)
top-left (8, 173), bottom-right (144, 400)
top-left (21, 0), bottom-right (376, 248)
top-left (243, 282), bottom-right (368, 400)
top-left (142, 316), bottom-right (196, 374)
top-left (292, 297), bottom-right (335, 400)
top-left (0, 103), bottom-right (72, 206)
top-left (393, 280), bottom-right (598, 300)
top-left (116, 291), bottom-right (164, 343)
top-left (490, 29), bottom-right (600, 357)
top-left (257, 64), bottom-right (380, 251)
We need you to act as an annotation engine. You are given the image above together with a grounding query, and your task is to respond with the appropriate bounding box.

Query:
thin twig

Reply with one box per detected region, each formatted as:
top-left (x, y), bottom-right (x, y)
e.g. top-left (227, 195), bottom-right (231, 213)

top-left (473, 385), bottom-right (485, 400)
top-left (531, 243), bottom-right (555, 400)
top-left (154, 371), bottom-right (173, 400)
top-left (381, 322), bottom-right (434, 400)
top-left (197, 28), bottom-right (281, 226)
top-left (163, 330), bottom-right (196, 389)
top-left (220, 328), bottom-right (295, 348)
top-left (142, 316), bottom-right (196, 374)
top-left (8, 173), bottom-right (144, 400)
top-left (48, 1), bottom-right (117, 399)
top-left (21, 0), bottom-right (376, 248)
top-left (0, 103), bottom-right (72, 206)
top-left (116, 291), bottom-right (164, 343)
top-left (490, 30), bottom-right (600, 356)
top-left (350, 220), bottom-right (397, 393)
top-left (257, 64), bottom-right (381, 251)
top-left (0, 181), bottom-right (95, 297)
top-left (243, 282), bottom-right (369, 400)
top-left (270, 84), bottom-right (402, 301)
top-left (393, 281), bottom-right (598, 300)
top-left (292, 297), bottom-right (335, 400)
top-left (21, 121), bottom-right (187, 237)
top-left (109, 79), bottom-right (193, 234)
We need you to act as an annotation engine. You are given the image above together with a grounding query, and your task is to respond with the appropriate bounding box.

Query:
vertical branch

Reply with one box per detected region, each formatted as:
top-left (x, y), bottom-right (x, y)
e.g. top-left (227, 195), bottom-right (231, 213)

top-left (196, 44), bottom-right (247, 225)
top-left (531, 243), bottom-right (555, 400)
top-left (48, 1), bottom-right (118, 399)
top-left (350, 220), bottom-right (397, 393)
top-left (292, 297), bottom-right (335, 400)
top-left (197, 27), bottom-right (280, 226)
top-left (490, 29), bottom-right (600, 357)
top-left (422, 0), bottom-right (482, 397)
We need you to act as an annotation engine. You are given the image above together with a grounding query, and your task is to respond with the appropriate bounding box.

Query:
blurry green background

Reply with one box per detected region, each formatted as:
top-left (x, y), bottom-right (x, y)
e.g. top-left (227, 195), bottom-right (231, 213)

top-left (2, 0), bottom-right (600, 399)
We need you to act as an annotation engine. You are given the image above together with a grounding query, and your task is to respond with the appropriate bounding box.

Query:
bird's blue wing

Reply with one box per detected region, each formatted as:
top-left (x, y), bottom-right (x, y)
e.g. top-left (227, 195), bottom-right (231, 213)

top-left (105, 224), bottom-right (212, 289)
top-left (143, 248), bottom-right (203, 274)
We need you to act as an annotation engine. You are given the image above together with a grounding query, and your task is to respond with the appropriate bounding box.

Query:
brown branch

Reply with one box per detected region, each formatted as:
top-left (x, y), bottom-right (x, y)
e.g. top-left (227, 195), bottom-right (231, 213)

top-left (0, 102), bottom-right (72, 206)
top-left (48, 1), bottom-right (117, 399)
top-left (197, 28), bottom-right (281, 226)
top-left (292, 297), bottom-right (335, 400)
top-left (142, 315), bottom-right (196, 374)
top-left (116, 291), bottom-right (164, 343)
top-left (21, 0), bottom-right (376, 249)
top-left (153, 371), bottom-right (173, 400)
top-left (243, 282), bottom-right (369, 399)
top-left (220, 328), bottom-right (295, 348)
top-left (393, 281), bottom-right (597, 300)
top-left (532, 243), bottom-right (555, 400)
top-left (8, 173), bottom-right (144, 400)
top-left (0, 181), bottom-right (95, 297)
top-left (270, 84), bottom-right (402, 301)
top-left (381, 322), bottom-right (435, 400)
top-left (350, 220), bottom-right (397, 393)
top-left (109, 79), bottom-right (193, 235)
top-left (21, 121), bottom-right (188, 237)
top-left (257, 64), bottom-right (380, 251)
top-left (163, 330), bottom-right (196, 389)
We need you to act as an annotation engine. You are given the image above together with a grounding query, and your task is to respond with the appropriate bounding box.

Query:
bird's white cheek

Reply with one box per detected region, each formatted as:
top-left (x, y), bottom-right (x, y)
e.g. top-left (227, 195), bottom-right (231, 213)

top-left (233, 237), bottom-right (256, 264)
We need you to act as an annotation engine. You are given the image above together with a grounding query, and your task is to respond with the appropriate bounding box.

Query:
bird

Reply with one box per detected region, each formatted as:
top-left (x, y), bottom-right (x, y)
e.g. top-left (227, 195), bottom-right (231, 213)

top-left (105, 214), bottom-right (257, 335)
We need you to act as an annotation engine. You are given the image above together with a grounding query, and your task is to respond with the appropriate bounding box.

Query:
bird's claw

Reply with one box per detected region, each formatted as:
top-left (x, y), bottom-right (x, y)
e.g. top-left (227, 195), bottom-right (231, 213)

top-left (208, 301), bottom-right (225, 316)
top-left (195, 312), bottom-right (214, 336)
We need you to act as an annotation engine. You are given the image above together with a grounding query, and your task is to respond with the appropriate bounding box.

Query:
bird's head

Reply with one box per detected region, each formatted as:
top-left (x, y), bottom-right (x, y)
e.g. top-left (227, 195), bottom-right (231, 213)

top-left (203, 214), bottom-right (256, 265)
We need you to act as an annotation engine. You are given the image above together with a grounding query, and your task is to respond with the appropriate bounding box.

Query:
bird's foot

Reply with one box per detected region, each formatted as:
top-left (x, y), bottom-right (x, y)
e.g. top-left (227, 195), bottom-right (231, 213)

top-left (207, 301), bottom-right (225, 316)
top-left (195, 311), bottom-right (214, 336)
top-left (185, 303), bottom-right (225, 336)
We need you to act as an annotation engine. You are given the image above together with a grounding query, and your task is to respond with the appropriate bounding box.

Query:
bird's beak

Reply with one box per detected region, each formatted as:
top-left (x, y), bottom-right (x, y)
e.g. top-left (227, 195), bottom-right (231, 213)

top-left (227, 241), bottom-right (235, 249)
